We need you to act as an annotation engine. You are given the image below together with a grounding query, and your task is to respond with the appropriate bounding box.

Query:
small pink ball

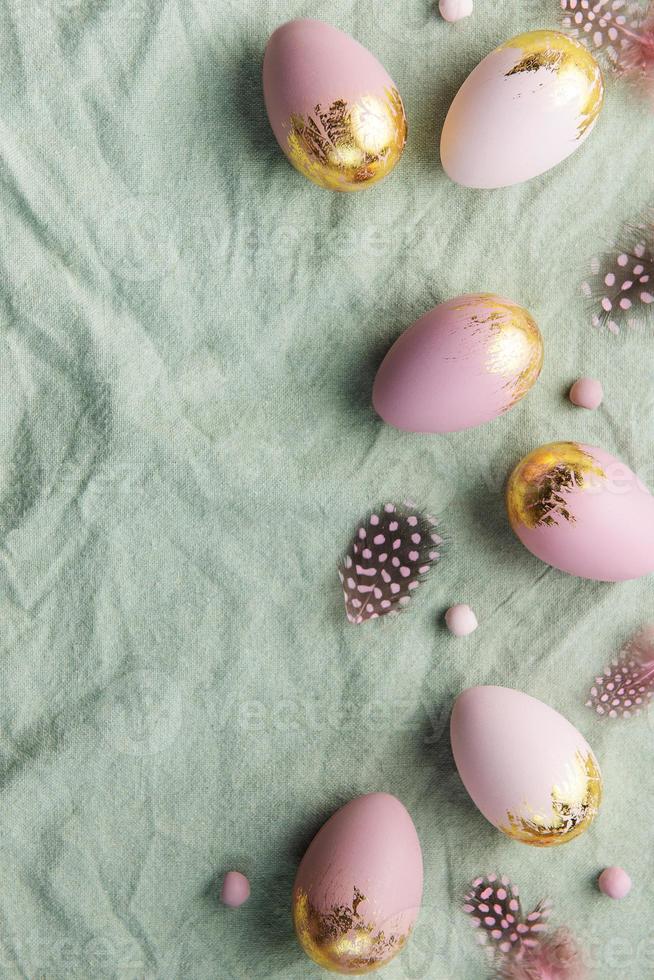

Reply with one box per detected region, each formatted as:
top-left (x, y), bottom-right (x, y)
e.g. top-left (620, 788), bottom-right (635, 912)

top-left (445, 604), bottom-right (478, 637)
top-left (220, 871), bottom-right (250, 908)
top-left (439, 0), bottom-right (473, 21)
top-left (569, 377), bottom-right (603, 410)
top-left (598, 866), bottom-right (632, 900)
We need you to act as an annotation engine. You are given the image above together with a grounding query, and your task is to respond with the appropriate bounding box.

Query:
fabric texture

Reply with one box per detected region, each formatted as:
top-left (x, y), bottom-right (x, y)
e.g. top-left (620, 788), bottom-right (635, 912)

top-left (0, 0), bottom-right (652, 977)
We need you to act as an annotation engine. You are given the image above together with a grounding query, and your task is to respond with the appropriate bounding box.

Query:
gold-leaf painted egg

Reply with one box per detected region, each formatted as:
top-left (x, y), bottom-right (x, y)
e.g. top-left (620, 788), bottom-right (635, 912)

top-left (373, 294), bottom-right (543, 433)
top-left (506, 441), bottom-right (654, 581)
top-left (292, 794), bottom-right (423, 973)
top-left (263, 20), bottom-right (407, 191)
top-left (451, 686), bottom-right (603, 847)
top-left (441, 30), bottom-right (604, 188)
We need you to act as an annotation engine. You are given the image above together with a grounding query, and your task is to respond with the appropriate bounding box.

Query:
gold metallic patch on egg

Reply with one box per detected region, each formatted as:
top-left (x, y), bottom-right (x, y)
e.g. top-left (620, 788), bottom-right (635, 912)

top-left (506, 441), bottom-right (605, 530)
top-left (454, 295), bottom-right (544, 411)
top-left (501, 30), bottom-right (604, 139)
top-left (293, 886), bottom-right (409, 974)
top-left (285, 88), bottom-right (407, 192)
top-left (500, 750), bottom-right (602, 847)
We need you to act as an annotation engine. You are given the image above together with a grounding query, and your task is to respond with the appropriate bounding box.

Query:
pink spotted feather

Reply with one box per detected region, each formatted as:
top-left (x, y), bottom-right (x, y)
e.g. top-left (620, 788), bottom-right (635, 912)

top-left (587, 624), bottom-right (654, 718)
top-left (499, 930), bottom-right (588, 980)
top-left (463, 875), bottom-right (551, 957)
top-left (581, 209), bottom-right (654, 333)
top-left (339, 502), bottom-right (442, 623)
top-left (561, 0), bottom-right (654, 103)
top-left (463, 876), bottom-right (587, 980)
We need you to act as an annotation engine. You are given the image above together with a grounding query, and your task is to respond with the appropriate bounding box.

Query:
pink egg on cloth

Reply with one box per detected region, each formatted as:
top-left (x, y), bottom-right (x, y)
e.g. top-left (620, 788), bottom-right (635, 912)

top-left (263, 20), bottom-right (407, 191)
top-left (292, 793), bottom-right (423, 973)
top-left (451, 686), bottom-right (603, 847)
top-left (441, 31), bottom-right (604, 188)
top-left (220, 871), bottom-right (250, 908)
top-left (506, 441), bottom-right (654, 581)
top-left (598, 866), bottom-right (632, 899)
top-left (372, 294), bottom-right (543, 433)
top-left (569, 377), bottom-right (603, 410)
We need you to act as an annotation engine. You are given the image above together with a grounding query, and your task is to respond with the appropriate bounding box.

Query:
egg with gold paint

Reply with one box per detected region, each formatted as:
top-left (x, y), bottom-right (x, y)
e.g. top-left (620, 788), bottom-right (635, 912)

top-left (263, 20), bottom-right (407, 191)
top-left (440, 30), bottom-right (604, 188)
top-left (372, 294), bottom-right (543, 433)
top-left (292, 793), bottom-right (423, 974)
top-left (451, 686), bottom-right (602, 847)
top-left (507, 441), bottom-right (654, 581)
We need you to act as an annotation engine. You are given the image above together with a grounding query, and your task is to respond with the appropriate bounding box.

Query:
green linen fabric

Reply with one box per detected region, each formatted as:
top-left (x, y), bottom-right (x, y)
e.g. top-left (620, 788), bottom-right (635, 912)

top-left (0, 0), bottom-right (652, 977)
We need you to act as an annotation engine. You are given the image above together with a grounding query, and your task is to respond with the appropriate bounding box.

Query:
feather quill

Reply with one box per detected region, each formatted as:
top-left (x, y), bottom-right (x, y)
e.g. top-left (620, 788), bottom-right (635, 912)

top-left (561, 0), bottom-right (654, 102)
top-left (587, 625), bottom-right (654, 717)
top-left (338, 503), bottom-right (442, 623)
top-left (581, 209), bottom-right (654, 333)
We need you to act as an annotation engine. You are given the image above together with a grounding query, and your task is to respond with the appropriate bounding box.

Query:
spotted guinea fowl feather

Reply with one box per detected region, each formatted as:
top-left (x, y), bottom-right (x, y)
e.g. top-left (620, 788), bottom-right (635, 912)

top-left (561, 0), bottom-right (654, 102)
top-left (499, 928), bottom-right (588, 980)
top-left (338, 503), bottom-right (442, 623)
top-left (462, 875), bottom-right (551, 958)
top-left (581, 210), bottom-right (654, 333)
top-left (587, 625), bottom-right (654, 718)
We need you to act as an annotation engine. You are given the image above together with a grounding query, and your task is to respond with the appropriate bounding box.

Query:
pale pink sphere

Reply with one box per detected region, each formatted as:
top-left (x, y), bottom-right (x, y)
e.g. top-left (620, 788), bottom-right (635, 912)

top-left (439, 0), bottom-right (473, 21)
top-left (598, 867), bottom-right (632, 900)
top-left (445, 604), bottom-right (478, 637)
top-left (569, 377), bottom-right (603, 410)
top-left (220, 871), bottom-right (250, 908)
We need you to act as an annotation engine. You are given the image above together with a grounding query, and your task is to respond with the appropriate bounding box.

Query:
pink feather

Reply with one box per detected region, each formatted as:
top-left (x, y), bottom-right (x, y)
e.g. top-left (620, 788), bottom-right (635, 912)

top-left (581, 209), bottom-right (654, 333)
top-left (619, 8), bottom-right (654, 98)
top-left (561, 0), bottom-right (654, 103)
top-left (587, 625), bottom-right (654, 718)
top-left (463, 877), bottom-right (589, 980)
top-left (499, 929), bottom-right (588, 980)
top-left (338, 502), bottom-right (442, 623)
top-left (462, 875), bottom-right (551, 959)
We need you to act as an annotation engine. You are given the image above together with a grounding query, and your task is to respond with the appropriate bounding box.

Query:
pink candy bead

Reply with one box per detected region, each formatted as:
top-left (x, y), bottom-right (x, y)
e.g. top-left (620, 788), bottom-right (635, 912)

top-left (445, 604), bottom-right (478, 637)
top-left (598, 867), bottom-right (632, 900)
top-left (220, 871), bottom-right (250, 908)
top-left (569, 377), bottom-right (603, 410)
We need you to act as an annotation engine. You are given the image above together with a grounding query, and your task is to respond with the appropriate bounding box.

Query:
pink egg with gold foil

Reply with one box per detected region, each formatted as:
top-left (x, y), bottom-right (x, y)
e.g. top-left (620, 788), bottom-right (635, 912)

top-left (263, 20), bottom-right (407, 191)
top-left (372, 294), bottom-right (543, 433)
top-left (506, 442), bottom-right (654, 581)
top-left (451, 686), bottom-right (602, 847)
top-left (292, 793), bottom-right (423, 974)
top-left (441, 31), bottom-right (604, 188)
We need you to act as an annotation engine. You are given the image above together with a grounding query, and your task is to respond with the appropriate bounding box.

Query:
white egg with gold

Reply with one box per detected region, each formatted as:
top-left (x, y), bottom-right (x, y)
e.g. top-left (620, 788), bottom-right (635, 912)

top-left (451, 686), bottom-right (603, 847)
top-left (441, 30), bottom-right (604, 188)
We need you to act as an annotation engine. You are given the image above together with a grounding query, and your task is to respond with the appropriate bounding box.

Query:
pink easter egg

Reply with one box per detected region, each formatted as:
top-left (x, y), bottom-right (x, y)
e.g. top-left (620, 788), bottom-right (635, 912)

top-left (441, 31), bottom-right (604, 188)
top-left (506, 441), bottom-right (654, 581)
top-left (263, 20), bottom-right (407, 191)
top-left (451, 686), bottom-right (602, 847)
top-left (292, 793), bottom-right (423, 973)
top-left (372, 294), bottom-right (543, 433)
